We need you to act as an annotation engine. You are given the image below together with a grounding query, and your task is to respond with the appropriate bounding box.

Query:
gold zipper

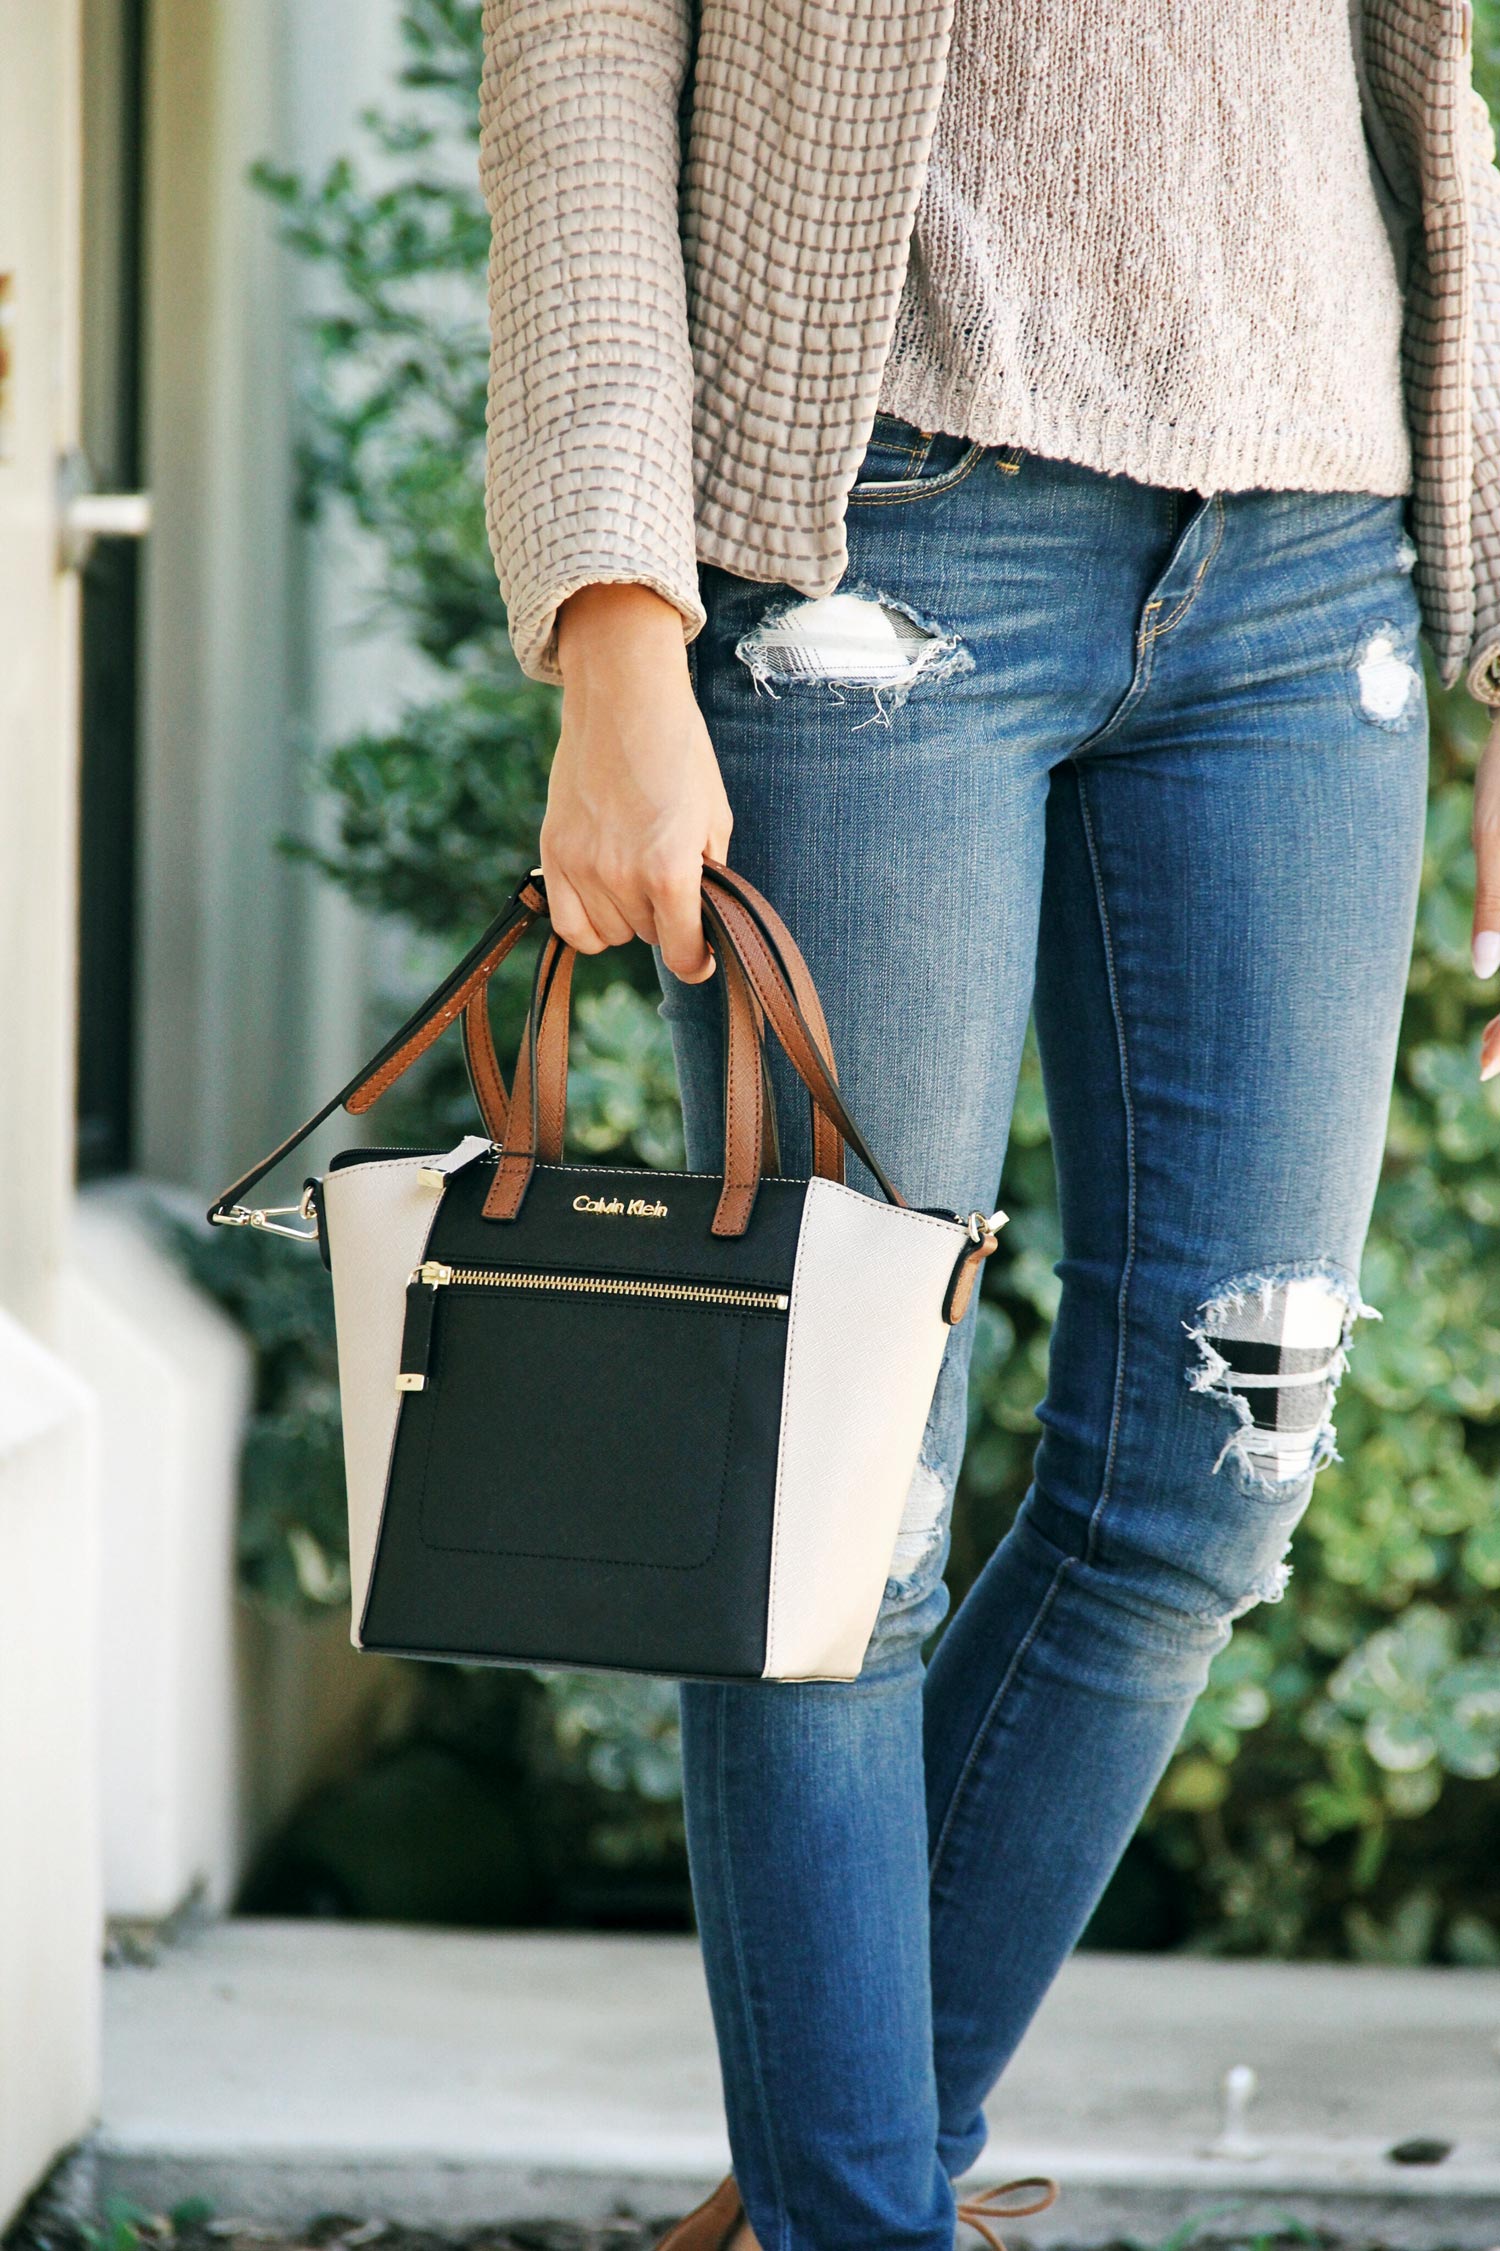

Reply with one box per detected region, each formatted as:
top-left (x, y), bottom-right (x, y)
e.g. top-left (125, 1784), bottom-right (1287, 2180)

top-left (412, 1259), bottom-right (788, 1313)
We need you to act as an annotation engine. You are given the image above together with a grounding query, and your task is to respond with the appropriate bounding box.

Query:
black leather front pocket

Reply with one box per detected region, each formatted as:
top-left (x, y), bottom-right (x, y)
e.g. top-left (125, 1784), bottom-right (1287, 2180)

top-left (414, 1286), bottom-right (774, 1571)
top-left (359, 1169), bottom-right (798, 1676)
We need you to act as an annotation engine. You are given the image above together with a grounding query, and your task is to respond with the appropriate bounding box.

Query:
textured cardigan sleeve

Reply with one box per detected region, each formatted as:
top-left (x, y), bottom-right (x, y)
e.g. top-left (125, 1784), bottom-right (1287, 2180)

top-left (479, 0), bottom-right (707, 685)
top-left (1466, 87), bottom-right (1500, 703)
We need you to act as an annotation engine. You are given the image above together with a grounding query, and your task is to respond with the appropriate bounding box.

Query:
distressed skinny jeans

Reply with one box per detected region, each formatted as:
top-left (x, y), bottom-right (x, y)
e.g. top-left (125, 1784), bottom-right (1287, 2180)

top-left (656, 425), bottom-right (1429, 2251)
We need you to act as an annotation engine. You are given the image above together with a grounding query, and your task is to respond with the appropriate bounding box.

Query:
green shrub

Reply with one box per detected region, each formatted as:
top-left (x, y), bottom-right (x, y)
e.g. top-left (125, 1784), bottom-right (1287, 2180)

top-left (201, 0), bottom-right (1500, 1951)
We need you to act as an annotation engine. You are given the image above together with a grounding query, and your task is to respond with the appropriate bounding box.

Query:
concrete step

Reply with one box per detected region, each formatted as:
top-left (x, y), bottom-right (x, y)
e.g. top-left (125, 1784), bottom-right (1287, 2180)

top-left (100, 1920), bottom-right (1500, 2246)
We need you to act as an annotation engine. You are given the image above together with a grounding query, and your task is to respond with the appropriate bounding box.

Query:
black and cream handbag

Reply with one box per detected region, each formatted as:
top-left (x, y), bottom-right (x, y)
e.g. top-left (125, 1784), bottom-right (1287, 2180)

top-left (209, 862), bottom-right (1005, 1682)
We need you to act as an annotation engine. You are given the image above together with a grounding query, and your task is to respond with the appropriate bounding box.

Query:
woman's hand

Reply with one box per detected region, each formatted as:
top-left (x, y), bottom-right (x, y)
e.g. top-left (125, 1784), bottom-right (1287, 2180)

top-left (543, 582), bottom-right (731, 984)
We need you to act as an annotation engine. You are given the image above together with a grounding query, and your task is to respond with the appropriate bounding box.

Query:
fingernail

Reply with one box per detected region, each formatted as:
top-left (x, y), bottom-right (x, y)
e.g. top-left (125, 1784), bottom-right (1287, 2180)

top-left (1474, 930), bottom-right (1500, 978)
top-left (1483, 1053), bottom-right (1500, 1082)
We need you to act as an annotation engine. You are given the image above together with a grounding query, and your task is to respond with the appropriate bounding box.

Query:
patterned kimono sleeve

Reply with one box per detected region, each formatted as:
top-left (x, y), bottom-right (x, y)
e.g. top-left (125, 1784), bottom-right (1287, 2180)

top-left (1466, 85), bottom-right (1500, 703)
top-left (479, 0), bottom-right (706, 684)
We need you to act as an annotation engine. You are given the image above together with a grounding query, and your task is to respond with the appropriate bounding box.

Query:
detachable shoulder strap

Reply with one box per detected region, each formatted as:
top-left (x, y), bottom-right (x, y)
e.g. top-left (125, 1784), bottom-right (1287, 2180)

top-left (205, 875), bottom-right (545, 1227)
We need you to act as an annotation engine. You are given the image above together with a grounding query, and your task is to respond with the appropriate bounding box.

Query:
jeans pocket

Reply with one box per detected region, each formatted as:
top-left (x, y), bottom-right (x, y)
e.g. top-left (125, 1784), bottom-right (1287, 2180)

top-left (848, 414), bottom-right (988, 505)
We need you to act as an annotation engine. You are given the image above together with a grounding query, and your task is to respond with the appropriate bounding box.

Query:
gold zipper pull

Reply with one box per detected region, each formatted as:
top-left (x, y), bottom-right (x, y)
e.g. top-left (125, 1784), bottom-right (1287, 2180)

top-left (398, 1265), bottom-right (452, 1391)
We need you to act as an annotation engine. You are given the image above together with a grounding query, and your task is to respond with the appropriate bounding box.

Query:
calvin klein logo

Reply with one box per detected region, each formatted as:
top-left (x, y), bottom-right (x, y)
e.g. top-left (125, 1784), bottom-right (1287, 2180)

top-left (572, 1193), bottom-right (669, 1219)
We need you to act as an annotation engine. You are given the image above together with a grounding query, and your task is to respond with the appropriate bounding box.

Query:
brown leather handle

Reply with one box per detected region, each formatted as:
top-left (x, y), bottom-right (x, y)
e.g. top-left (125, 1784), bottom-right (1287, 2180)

top-left (461, 944), bottom-right (575, 1156)
top-left (463, 904), bottom-right (774, 1215)
top-left (483, 887), bottom-right (775, 1235)
top-left (438, 895), bottom-right (782, 1224)
top-left (207, 862), bottom-right (904, 1243)
top-left (479, 866), bottom-right (903, 1234)
top-left (699, 864), bottom-right (903, 1206)
top-left (701, 881), bottom-right (845, 1192)
top-left (462, 981), bottom-right (512, 1144)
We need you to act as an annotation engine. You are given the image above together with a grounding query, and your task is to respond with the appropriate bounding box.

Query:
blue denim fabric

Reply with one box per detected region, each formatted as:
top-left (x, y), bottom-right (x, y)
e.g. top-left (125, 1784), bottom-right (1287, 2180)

top-left (656, 422), bottom-right (1429, 2251)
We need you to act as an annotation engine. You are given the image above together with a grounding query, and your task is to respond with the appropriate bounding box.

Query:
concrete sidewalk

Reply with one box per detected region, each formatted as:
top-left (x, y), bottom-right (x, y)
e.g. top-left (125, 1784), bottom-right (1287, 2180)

top-left (100, 1921), bottom-right (1500, 2245)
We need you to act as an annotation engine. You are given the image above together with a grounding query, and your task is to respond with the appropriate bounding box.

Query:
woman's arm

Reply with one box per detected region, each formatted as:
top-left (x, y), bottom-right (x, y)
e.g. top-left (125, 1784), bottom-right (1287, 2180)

top-left (481, 2), bottom-right (723, 978)
top-left (479, 0), bottom-right (706, 685)
top-left (1463, 87), bottom-right (1500, 1069)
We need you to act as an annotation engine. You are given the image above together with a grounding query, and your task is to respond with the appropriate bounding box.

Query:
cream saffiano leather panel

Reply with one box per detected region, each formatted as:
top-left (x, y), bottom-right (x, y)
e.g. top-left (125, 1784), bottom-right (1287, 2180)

top-left (764, 1178), bottom-right (963, 1680)
top-left (322, 1159), bottom-right (444, 1640)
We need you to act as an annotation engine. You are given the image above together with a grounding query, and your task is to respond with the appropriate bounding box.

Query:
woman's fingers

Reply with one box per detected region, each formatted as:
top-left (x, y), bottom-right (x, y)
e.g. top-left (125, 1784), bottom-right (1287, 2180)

top-left (552, 854), bottom-right (714, 982)
top-left (651, 861), bottom-right (716, 984)
top-left (1473, 712), bottom-right (1500, 1078)
top-left (543, 838), bottom-right (717, 980)
top-left (542, 860), bottom-right (617, 954)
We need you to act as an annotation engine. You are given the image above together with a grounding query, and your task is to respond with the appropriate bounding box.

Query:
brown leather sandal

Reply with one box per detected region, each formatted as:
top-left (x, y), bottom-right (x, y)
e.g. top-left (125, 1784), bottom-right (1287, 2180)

top-left (956, 2177), bottom-right (1059, 2250)
top-left (651, 2172), bottom-right (1057, 2251)
top-left (652, 2177), bottom-right (748, 2251)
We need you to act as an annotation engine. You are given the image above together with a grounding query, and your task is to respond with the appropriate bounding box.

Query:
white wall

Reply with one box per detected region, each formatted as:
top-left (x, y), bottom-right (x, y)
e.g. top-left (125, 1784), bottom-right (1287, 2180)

top-left (0, 1324), bottom-right (101, 2223)
top-left (63, 1189), bottom-right (252, 1918)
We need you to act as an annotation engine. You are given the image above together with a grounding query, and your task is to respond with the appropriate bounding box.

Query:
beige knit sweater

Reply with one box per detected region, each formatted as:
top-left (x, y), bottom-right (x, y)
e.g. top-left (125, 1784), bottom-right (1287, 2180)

top-left (876, 0), bottom-right (1412, 498)
top-left (479, 0), bottom-right (1500, 700)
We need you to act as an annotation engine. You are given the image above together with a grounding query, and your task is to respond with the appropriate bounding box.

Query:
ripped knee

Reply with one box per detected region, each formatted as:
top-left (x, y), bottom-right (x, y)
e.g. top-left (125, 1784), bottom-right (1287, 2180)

top-left (1185, 1264), bottom-right (1374, 1609)
top-left (858, 1453), bottom-right (953, 1674)
top-left (733, 586), bottom-right (972, 728)
top-left (889, 1453), bottom-right (948, 1584)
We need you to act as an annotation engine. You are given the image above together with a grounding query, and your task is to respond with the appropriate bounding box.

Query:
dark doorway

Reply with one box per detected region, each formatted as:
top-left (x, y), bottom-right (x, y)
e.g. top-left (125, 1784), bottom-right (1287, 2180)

top-left (76, 0), bottom-right (147, 1180)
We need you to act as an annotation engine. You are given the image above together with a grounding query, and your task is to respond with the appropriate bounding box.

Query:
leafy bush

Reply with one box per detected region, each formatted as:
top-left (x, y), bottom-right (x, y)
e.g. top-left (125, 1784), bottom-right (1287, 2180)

top-left (176, 1220), bottom-right (348, 1611)
top-left (204, 0), bottom-right (1500, 1951)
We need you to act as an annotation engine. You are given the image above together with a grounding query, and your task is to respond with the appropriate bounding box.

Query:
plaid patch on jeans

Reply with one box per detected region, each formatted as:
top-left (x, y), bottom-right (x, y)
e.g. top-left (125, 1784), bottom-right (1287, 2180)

top-left (1199, 1275), bottom-right (1347, 1480)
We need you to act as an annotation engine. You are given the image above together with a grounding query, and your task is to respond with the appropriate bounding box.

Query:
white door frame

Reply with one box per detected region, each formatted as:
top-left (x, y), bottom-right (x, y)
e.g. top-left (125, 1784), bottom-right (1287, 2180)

top-left (0, 0), bottom-right (85, 1329)
top-left (0, 0), bottom-right (105, 2223)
